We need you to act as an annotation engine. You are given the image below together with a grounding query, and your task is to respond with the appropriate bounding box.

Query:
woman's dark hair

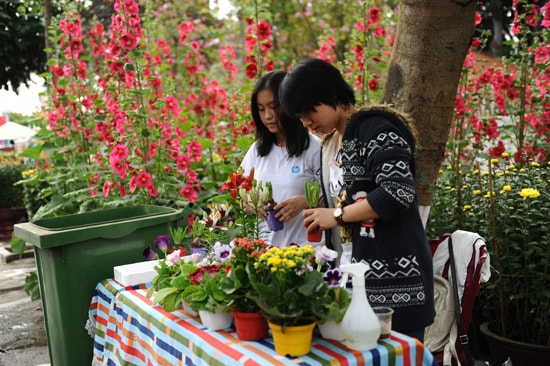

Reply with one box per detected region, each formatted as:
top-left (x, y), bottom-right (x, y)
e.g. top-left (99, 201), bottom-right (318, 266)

top-left (251, 71), bottom-right (310, 157)
top-left (279, 58), bottom-right (355, 117)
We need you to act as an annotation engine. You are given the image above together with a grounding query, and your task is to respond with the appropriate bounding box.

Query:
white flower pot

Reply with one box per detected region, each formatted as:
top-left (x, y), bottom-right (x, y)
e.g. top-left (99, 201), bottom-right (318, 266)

top-left (198, 307), bottom-right (233, 331)
top-left (318, 319), bottom-right (344, 341)
top-left (181, 300), bottom-right (198, 316)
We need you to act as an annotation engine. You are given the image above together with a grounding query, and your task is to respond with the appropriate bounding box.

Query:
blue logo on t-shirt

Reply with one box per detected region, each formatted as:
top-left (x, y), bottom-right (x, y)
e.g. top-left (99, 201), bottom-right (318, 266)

top-left (291, 165), bottom-right (300, 174)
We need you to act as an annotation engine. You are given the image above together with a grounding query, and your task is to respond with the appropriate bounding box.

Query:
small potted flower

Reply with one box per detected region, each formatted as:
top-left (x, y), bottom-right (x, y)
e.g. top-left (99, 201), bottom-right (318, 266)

top-left (219, 237), bottom-right (270, 340)
top-left (145, 234), bottom-right (200, 313)
top-left (304, 178), bottom-right (322, 242)
top-left (181, 242), bottom-right (234, 330)
top-left (314, 246), bottom-right (351, 341)
top-left (261, 180), bottom-right (283, 232)
top-left (246, 244), bottom-right (328, 356)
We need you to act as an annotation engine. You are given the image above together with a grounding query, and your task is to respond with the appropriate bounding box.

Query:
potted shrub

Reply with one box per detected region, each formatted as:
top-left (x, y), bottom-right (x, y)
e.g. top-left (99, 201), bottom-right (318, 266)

top-left (427, 158), bottom-right (550, 365)
top-left (246, 244), bottom-right (328, 356)
top-left (219, 237), bottom-right (270, 340)
top-left (0, 155), bottom-right (28, 240)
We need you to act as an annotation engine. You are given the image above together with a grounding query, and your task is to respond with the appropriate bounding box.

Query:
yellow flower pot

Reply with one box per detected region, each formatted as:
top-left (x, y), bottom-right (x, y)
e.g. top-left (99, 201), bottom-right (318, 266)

top-left (268, 320), bottom-right (316, 357)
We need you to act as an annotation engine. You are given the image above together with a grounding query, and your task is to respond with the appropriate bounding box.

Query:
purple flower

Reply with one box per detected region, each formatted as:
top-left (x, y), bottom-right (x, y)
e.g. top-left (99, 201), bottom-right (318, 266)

top-left (142, 245), bottom-right (157, 260)
top-left (323, 268), bottom-right (343, 287)
top-left (154, 235), bottom-right (171, 251)
top-left (315, 246), bottom-right (338, 265)
top-left (212, 241), bottom-right (232, 262)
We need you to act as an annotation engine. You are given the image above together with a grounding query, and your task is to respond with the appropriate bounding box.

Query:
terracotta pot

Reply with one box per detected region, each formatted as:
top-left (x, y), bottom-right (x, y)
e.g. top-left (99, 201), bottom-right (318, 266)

top-left (268, 320), bottom-right (315, 357)
top-left (480, 321), bottom-right (550, 366)
top-left (231, 310), bottom-right (269, 341)
top-left (266, 209), bottom-right (284, 232)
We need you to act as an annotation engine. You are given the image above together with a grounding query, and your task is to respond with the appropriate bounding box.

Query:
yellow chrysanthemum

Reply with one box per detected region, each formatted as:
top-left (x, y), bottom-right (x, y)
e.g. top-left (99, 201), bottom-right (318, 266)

top-left (283, 259), bottom-right (296, 268)
top-left (267, 256), bottom-right (282, 266)
top-left (473, 189), bottom-right (482, 195)
top-left (531, 162), bottom-right (540, 167)
top-left (468, 212), bottom-right (474, 217)
top-left (463, 205), bottom-right (472, 211)
top-left (519, 188), bottom-right (540, 200)
top-left (508, 164), bottom-right (515, 170)
top-left (503, 185), bottom-right (512, 191)
top-left (501, 152), bottom-right (509, 158)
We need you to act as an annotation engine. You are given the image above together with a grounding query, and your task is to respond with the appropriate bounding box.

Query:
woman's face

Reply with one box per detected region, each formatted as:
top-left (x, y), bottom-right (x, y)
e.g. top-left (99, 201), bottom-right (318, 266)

top-left (298, 104), bottom-right (342, 135)
top-left (256, 89), bottom-right (281, 135)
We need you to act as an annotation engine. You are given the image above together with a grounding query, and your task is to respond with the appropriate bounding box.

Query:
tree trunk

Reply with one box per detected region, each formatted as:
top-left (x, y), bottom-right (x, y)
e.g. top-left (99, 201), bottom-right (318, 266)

top-left (44, 0), bottom-right (52, 52)
top-left (381, 0), bottom-right (476, 215)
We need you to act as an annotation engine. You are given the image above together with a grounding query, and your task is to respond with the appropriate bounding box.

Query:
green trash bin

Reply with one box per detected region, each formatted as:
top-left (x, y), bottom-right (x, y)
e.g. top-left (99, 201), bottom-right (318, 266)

top-left (14, 205), bottom-right (184, 366)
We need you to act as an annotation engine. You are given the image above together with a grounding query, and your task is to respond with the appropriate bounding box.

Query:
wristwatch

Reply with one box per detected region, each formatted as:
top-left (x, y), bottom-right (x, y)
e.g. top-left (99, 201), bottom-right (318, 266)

top-left (333, 207), bottom-right (345, 225)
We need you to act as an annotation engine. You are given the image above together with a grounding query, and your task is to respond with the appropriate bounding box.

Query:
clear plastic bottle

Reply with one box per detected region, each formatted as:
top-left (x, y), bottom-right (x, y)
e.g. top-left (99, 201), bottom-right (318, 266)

top-left (340, 262), bottom-right (381, 350)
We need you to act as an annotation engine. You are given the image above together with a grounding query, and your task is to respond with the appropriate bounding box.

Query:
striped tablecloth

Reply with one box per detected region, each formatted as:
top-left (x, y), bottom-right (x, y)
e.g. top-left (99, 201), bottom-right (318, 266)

top-left (89, 279), bottom-right (438, 366)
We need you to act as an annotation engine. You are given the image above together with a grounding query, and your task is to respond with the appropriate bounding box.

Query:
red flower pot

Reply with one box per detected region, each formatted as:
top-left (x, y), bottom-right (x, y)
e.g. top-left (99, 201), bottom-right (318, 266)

top-left (307, 229), bottom-right (322, 243)
top-left (231, 310), bottom-right (269, 341)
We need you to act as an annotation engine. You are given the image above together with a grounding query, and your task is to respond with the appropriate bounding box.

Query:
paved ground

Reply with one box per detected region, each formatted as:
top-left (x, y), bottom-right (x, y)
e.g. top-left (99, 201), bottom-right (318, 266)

top-left (0, 240), bottom-right (50, 366)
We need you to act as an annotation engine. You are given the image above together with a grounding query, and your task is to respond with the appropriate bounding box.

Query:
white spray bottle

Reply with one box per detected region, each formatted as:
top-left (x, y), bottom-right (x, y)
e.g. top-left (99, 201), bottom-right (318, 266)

top-left (339, 262), bottom-right (381, 350)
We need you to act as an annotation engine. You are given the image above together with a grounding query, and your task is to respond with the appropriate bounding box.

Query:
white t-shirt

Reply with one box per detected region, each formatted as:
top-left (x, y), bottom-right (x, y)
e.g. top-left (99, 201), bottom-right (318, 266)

top-left (240, 134), bottom-right (322, 247)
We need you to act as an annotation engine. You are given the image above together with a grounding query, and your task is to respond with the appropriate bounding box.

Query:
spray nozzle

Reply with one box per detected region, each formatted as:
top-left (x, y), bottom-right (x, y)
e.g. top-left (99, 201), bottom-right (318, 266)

top-left (339, 262), bottom-right (370, 286)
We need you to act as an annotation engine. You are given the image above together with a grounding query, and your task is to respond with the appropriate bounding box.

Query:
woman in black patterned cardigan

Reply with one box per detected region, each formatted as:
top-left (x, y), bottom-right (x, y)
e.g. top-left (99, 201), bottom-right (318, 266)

top-left (279, 58), bottom-right (435, 342)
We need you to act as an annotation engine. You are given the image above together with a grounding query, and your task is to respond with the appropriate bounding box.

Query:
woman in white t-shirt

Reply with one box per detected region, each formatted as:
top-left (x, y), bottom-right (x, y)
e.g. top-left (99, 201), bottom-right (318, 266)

top-left (240, 71), bottom-right (321, 247)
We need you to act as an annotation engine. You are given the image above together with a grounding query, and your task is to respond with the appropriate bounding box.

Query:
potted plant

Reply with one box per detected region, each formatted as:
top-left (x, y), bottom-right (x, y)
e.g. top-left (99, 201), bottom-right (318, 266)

top-left (246, 244), bottom-right (328, 356)
top-left (219, 237), bottom-right (270, 340)
top-left (0, 155), bottom-right (28, 240)
top-left (314, 246), bottom-right (351, 341)
top-left (304, 178), bottom-right (322, 242)
top-left (261, 180), bottom-right (283, 232)
top-left (427, 158), bottom-right (550, 364)
top-left (182, 260), bottom-right (234, 330)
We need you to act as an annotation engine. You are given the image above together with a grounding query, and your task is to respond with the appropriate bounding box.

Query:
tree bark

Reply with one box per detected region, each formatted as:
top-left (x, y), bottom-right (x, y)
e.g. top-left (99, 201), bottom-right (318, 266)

top-left (44, 0), bottom-right (52, 52)
top-left (381, 0), bottom-right (476, 211)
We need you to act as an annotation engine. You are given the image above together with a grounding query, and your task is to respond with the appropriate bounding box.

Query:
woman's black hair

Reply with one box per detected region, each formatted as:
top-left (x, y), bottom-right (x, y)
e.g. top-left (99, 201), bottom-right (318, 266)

top-left (251, 71), bottom-right (310, 157)
top-left (279, 58), bottom-right (356, 117)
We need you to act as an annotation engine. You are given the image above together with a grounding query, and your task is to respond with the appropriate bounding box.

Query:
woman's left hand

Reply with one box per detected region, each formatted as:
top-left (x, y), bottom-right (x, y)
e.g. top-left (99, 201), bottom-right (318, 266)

top-left (274, 196), bottom-right (308, 222)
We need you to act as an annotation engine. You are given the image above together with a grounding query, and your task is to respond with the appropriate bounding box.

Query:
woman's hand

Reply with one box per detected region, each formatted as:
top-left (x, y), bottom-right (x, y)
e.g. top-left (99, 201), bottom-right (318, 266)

top-left (274, 196), bottom-right (308, 222)
top-left (303, 207), bottom-right (337, 233)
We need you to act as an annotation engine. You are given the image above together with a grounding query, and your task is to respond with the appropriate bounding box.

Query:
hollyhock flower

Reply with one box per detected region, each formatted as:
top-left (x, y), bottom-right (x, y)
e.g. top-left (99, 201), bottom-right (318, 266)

top-left (257, 20), bottom-right (271, 40)
top-left (180, 184), bottom-right (197, 202)
top-left (119, 33), bottom-right (138, 50)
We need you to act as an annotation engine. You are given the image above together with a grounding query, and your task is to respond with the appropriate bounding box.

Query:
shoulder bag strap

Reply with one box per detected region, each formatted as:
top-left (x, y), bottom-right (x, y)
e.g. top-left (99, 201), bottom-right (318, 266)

top-left (448, 235), bottom-right (475, 366)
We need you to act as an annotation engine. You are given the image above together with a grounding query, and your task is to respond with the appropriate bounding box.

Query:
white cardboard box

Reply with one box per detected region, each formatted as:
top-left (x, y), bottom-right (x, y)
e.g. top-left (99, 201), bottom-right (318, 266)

top-left (113, 260), bottom-right (160, 286)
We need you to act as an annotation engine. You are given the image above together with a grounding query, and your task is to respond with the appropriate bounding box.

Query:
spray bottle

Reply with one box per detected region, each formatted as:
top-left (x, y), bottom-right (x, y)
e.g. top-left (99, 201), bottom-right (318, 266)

top-left (339, 262), bottom-right (381, 350)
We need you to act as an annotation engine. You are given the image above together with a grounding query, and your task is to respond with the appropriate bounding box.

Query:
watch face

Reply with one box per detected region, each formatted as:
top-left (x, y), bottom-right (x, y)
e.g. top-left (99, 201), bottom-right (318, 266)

top-left (333, 208), bottom-right (342, 218)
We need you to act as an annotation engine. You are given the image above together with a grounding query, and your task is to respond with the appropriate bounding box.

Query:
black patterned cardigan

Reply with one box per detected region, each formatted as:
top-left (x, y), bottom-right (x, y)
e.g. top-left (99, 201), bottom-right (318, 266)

top-left (339, 107), bottom-right (435, 333)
